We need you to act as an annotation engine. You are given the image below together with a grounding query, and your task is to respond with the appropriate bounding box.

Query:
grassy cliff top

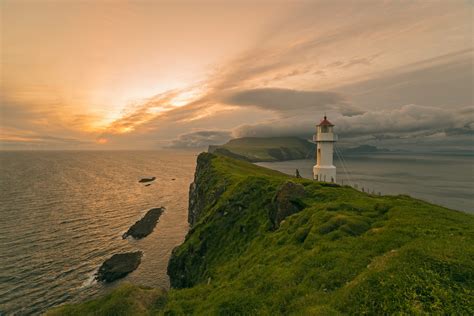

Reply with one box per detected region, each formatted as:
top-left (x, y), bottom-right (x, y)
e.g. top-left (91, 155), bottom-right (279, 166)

top-left (49, 153), bottom-right (474, 315)
top-left (208, 136), bottom-right (314, 162)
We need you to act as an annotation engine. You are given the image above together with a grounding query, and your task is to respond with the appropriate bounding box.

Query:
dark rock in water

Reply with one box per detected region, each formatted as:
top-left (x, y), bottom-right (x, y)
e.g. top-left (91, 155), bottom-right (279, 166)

top-left (122, 207), bottom-right (165, 239)
top-left (269, 181), bottom-right (306, 229)
top-left (96, 251), bottom-right (142, 283)
top-left (171, 178), bottom-right (176, 181)
top-left (139, 177), bottom-right (156, 183)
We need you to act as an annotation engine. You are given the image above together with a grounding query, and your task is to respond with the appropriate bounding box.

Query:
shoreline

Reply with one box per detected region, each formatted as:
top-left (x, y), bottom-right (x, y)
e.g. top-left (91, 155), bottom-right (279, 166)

top-left (47, 153), bottom-right (474, 315)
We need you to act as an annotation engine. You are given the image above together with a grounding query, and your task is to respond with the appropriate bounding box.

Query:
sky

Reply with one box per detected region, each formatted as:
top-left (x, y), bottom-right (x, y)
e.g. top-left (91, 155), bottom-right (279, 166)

top-left (1, 0), bottom-right (473, 151)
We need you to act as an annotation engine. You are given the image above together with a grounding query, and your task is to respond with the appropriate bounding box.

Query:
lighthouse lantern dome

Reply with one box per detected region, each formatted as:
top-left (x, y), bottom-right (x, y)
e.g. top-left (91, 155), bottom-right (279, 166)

top-left (317, 116), bottom-right (334, 133)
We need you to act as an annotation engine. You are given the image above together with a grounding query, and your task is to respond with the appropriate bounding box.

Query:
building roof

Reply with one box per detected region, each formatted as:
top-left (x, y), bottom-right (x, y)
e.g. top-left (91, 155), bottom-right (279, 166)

top-left (318, 116), bottom-right (334, 126)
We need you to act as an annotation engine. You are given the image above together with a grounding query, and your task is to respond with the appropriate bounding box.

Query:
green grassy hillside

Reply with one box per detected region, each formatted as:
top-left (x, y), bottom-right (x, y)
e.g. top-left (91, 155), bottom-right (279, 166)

top-left (49, 153), bottom-right (474, 315)
top-left (208, 137), bottom-right (315, 162)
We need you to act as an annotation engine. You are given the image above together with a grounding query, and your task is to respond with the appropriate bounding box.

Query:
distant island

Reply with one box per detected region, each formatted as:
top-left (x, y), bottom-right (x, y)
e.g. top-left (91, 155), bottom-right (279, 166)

top-left (208, 137), bottom-right (315, 162)
top-left (48, 153), bottom-right (474, 315)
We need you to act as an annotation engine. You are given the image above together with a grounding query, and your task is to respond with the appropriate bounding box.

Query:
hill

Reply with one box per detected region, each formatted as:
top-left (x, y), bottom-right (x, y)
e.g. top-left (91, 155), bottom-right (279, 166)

top-left (48, 153), bottom-right (474, 315)
top-left (341, 144), bottom-right (388, 154)
top-left (208, 137), bottom-right (315, 162)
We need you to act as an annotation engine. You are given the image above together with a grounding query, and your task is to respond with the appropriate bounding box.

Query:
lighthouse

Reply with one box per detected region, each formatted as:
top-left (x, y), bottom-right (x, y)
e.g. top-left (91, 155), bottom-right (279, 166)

top-left (313, 116), bottom-right (337, 182)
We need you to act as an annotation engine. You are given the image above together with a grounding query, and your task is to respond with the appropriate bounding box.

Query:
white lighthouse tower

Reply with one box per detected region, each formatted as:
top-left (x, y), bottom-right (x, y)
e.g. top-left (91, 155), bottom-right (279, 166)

top-left (313, 116), bottom-right (337, 182)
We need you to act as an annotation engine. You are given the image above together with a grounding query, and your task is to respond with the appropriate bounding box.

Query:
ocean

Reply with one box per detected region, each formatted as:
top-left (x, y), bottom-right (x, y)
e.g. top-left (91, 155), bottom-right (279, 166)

top-left (0, 150), bottom-right (472, 314)
top-left (0, 150), bottom-right (197, 315)
top-left (257, 152), bottom-right (474, 213)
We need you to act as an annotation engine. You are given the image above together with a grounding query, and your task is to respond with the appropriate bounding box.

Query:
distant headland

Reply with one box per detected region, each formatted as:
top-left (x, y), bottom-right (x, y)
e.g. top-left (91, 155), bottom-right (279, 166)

top-left (208, 136), bottom-right (315, 162)
top-left (208, 136), bottom-right (400, 162)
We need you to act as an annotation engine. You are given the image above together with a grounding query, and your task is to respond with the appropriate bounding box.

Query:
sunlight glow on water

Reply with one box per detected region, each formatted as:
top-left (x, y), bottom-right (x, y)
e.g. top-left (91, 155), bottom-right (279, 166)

top-left (1, 150), bottom-right (472, 314)
top-left (0, 150), bottom-right (197, 314)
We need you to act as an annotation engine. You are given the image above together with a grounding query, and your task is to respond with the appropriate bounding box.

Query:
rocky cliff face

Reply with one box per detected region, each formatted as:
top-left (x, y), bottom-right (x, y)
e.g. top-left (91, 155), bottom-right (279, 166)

top-left (168, 152), bottom-right (286, 289)
top-left (169, 153), bottom-right (233, 288)
top-left (187, 153), bottom-right (227, 227)
top-left (167, 153), bottom-right (474, 314)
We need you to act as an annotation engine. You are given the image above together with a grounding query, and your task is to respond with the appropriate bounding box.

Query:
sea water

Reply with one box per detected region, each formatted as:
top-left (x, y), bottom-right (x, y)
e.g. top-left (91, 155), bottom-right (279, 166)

top-left (257, 152), bottom-right (474, 213)
top-left (0, 150), bottom-right (197, 315)
top-left (1, 150), bottom-right (472, 314)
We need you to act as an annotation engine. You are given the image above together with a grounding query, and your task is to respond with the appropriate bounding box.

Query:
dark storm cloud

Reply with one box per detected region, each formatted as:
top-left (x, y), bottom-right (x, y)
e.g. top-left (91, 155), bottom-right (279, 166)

top-left (166, 130), bottom-right (232, 148)
top-left (222, 88), bottom-right (364, 116)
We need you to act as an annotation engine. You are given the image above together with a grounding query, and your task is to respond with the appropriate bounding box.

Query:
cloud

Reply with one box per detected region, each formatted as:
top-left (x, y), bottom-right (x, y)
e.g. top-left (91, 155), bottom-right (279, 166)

top-left (341, 55), bottom-right (379, 69)
top-left (0, 96), bottom-right (100, 149)
top-left (0, 127), bottom-right (92, 150)
top-left (222, 88), bottom-right (363, 116)
top-left (233, 119), bottom-right (315, 139)
top-left (336, 49), bottom-right (474, 110)
top-left (166, 130), bottom-right (232, 148)
top-left (2, 1), bottom-right (471, 151)
top-left (336, 105), bottom-right (473, 136)
top-left (326, 53), bottom-right (382, 70)
top-left (232, 104), bottom-right (473, 143)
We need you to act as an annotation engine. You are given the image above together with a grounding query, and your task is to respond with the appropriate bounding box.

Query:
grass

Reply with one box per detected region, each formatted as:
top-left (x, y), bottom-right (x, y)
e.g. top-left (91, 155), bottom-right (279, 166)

top-left (50, 153), bottom-right (474, 315)
top-left (46, 283), bottom-right (166, 316)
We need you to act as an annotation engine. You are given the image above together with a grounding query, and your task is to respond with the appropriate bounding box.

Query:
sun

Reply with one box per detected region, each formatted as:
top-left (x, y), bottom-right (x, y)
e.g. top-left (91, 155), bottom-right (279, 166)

top-left (96, 137), bottom-right (108, 144)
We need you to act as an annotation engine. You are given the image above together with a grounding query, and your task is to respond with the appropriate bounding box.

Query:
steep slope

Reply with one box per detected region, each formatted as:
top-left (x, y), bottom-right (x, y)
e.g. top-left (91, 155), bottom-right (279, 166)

top-left (208, 137), bottom-right (315, 162)
top-left (49, 153), bottom-right (474, 315)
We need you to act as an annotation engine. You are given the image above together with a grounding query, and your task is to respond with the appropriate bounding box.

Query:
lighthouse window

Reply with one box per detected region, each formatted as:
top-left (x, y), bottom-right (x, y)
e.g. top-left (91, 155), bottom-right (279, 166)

top-left (321, 126), bottom-right (329, 133)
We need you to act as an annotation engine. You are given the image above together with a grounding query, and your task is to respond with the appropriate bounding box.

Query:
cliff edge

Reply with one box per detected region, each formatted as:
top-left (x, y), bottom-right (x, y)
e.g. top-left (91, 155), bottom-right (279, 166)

top-left (49, 153), bottom-right (474, 315)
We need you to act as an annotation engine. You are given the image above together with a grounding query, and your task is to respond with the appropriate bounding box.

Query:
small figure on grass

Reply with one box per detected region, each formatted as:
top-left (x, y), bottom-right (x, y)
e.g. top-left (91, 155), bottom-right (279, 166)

top-left (295, 169), bottom-right (302, 178)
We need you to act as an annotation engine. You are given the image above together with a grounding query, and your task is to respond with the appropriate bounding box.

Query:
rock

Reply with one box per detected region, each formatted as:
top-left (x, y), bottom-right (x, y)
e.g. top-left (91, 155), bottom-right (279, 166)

top-left (145, 184), bottom-right (151, 187)
top-left (96, 251), bottom-right (142, 282)
top-left (122, 207), bottom-right (164, 239)
top-left (139, 177), bottom-right (156, 183)
top-left (269, 181), bottom-right (306, 229)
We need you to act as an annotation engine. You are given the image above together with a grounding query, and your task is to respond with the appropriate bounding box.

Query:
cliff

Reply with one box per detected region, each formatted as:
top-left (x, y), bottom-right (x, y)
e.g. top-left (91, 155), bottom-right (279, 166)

top-left (49, 153), bottom-right (474, 315)
top-left (208, 136), bottom-right (315, 162)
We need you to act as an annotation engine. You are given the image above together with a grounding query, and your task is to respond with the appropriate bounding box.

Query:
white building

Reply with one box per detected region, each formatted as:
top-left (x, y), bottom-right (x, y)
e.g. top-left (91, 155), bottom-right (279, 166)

top-left (313, 116), bottom-right (337, 182)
